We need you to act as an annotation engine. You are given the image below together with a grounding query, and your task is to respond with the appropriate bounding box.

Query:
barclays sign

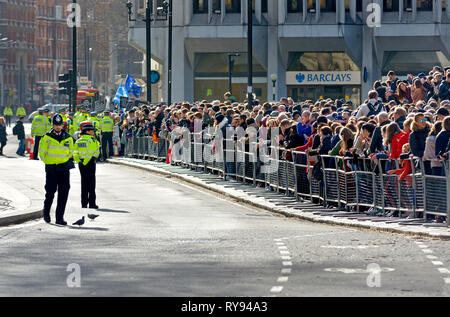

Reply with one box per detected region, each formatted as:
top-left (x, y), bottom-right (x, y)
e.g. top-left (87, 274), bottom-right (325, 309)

top-left (287, 71), bottom-right (361, 86)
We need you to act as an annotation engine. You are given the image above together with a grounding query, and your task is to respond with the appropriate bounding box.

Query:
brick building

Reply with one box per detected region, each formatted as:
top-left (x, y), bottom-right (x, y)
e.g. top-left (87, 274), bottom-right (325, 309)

top-left (0, 0), bottom-right (36, 108)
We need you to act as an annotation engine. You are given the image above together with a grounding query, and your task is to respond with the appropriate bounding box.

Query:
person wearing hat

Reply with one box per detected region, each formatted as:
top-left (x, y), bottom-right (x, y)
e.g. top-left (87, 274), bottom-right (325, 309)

top-left (38, 114), bottom-right (75, 225)
top-left (59, 108), bottom-right (68, 122)
top-left (74, 122), bottom-right (100, 209)
top-left (100, 110), bottom-right (114, 161)
top-left (42, 109), bottom-right (52, 132)
top-left (31, 108), bottom-right (48, 160)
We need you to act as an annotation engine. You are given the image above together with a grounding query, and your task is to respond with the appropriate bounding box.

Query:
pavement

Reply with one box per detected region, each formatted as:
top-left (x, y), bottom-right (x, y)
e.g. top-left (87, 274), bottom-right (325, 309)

top-left (108, 157), bottom-right (450, 240)
top-left (0, 156), bottom-right (449, 296)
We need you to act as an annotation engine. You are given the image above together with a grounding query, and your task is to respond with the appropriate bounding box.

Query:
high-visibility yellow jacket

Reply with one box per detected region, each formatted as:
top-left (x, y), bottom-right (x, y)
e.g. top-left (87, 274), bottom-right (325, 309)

top-left (67, 118), bottom-right (76, 136)
top-left (31, 115), bottom-right (48, 137)
top-left (100, 115), bottom-right (114, 133)
top-left (16, 107), bottom-right (26, 117)
top-left (38, 131), bottom-right (74, 165)
top-left (74, 134), bottom-right (100, 166)
top-left (3, 106), bottom-right (13, 116)
top-left (45, 116), bottom-right (52, 132)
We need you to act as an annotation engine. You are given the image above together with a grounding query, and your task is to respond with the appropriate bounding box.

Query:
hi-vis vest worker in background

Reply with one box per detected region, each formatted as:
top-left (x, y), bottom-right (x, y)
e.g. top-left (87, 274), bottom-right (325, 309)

top-left (16, 106), bottom-right (27, 118)
top-left (100, 110), bottom-right (114, 161)
top-left (39, 114), bottom-right (75, 225)
top-left (74, 122), bottom-right (100, 209)
top-left (31, 108), bottom-right (48, 160)
top-left (3, 106), bottom-right (13, 127)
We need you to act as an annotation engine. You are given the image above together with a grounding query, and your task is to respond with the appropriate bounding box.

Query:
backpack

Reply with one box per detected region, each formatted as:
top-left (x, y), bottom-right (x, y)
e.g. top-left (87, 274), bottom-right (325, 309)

top-left (367, 102), bottom-right (384, 117)
top-left (12, 124), bottom-right (18, 136)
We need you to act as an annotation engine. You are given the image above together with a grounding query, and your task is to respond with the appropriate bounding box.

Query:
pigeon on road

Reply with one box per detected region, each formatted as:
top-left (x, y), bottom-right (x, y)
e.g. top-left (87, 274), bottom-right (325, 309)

top-left (88, 214), bottom-right (99, 221)
top-left (72, 216), bottom-right (85, 227)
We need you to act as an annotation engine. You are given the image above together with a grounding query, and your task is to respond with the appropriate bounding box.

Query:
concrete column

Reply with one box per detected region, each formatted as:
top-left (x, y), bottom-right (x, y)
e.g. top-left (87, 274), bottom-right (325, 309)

top-left (267, 26), bottom-right (286, 102)
top-left (361, 0), bottom-right (381, 103)
top-left (170, 26), bottom-right (193, 103)
top-left (350, 0), bottom-right (356, 23)
top-left (184, 0), bottom-right (193, 25)
top-left (255, 0), bottom-right (262, 23)
top-left (337, 0), bottom-right (345, 24)
top-left (277, 0), bottom-right (286, 24)
top-left (433, 0), bottom-right (442, 23)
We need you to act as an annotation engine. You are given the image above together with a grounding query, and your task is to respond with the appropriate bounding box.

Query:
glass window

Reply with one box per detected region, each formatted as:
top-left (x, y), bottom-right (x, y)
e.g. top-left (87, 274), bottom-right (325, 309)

top-left (226, 0), bottom-right (241, 13)
top-left (382, 51), bottom-right (450, 76)
top-left (287, 52), bottom-right (359, 71)
top-left (288, 0), bottom-right (303, 13)
top-left (252, 0), bottom-right (268, 13)
top-left (193, 0), bottom-right (208, 13)
top-left (345, 0), bottom-right (363, 12)
top-left (383, 0), bottom-right (399, 12)
top-left (306, 0), bottom-right (335, 12)
top-left (213, 0), bottom-right (221, 12)
top-left (416, 0), bottom-right (433, 11)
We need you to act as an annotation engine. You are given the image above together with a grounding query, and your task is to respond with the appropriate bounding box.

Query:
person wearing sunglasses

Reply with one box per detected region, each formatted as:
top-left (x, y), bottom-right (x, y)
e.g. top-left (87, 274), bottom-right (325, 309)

top-left (409, 113), bottom-right (432, 174)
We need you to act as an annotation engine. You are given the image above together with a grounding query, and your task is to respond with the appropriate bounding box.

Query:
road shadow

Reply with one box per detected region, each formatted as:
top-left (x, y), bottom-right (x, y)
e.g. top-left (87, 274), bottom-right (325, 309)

top-left (47, 223), bottom-right (109, 231)
top-left (68, 226), bottom-right (109, 231)
top-left (98, 209), bottom-right (130, 214)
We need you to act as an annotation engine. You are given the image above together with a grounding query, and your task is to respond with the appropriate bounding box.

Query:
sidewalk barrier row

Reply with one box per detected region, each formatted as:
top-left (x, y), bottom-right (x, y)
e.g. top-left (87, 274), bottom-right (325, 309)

top-left (123, 134), bottom-right (449, 225)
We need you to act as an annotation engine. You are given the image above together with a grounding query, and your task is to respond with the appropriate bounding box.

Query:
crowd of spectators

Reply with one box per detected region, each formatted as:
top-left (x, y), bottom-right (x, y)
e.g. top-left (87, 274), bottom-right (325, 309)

top-left (110, 67), bottom-right (450, 220)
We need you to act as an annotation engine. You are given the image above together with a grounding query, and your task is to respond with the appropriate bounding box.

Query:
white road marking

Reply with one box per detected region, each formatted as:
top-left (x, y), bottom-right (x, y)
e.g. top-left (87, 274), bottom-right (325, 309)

top-left (320, 245), bottom-right (379, 249)
top-left (438, 268), bottom-right (450, 274)
top-left (418, 245), bottom-right (428, 249)
top-left (432, 261), bottom-right (444, 266)
top-left (422, 249), bottom-right (433, 254)
top-left (277, 277), bottom-right (289, 283)
top-left (281, 268), bottom-right (292, 274)
top-left (275, 242), bottom-right (285, 246)
top-left (273, 239), bottom-right (282, 242)
top-left (278, 246), bottom-right (288, 250)
top-left (282, 261), bottom-right (293, 266)
top-left (270, 286), bottom-right (283, 293)
top-left (281, 256), bottom-right (292, 260)
top-left (426, 255), bottom-right (438, 260)
top-left (280, 251), bottom-right (290, 255)
top-left (444, 278), bottom-right (450, 284)
top-left (325, 267), bottom-right (395, 274)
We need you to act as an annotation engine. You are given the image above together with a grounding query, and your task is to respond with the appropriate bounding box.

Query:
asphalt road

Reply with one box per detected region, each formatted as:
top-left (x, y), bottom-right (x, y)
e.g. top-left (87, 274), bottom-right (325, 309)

top-left (0, 129), bottom-right (449, 296)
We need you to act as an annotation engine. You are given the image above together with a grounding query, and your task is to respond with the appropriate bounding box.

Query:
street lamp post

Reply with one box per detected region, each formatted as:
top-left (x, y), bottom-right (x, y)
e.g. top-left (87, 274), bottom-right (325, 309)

top-left (72, 0), bottom-right (78, 113)
top-left (270, 73), bottom-right (277, 102)
top-left (228, 53), bottom-right (240, 95)
top-left (127, 1), bottom-right (168, 104)
top-left (247, 0), bottom-right (253, 109)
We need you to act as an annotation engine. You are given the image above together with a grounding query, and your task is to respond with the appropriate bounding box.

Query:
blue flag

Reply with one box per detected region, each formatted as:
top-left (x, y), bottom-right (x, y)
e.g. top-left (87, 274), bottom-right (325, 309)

top-left (124, 74), bottom-right (142, 98)
top-left (113, 83), bottom-right (129, 105)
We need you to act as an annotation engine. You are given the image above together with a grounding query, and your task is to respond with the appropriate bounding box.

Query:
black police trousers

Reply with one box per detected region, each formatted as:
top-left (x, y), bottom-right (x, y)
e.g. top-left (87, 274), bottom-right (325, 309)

top-left (43, 165), bottom-right (71, 221)
top-left (33, 136), bottom-right (42, 160)
top-left (102, 132), bottom-right (113, 160)
top-left (79, 159), bottom-right (96, 207)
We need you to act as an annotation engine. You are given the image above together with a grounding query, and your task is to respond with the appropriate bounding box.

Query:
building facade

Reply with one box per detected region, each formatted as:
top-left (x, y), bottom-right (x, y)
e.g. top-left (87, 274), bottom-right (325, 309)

top-left (0, 0), bottom-right (36, 107)
top-left (128, 0), bottom-right (450, 105)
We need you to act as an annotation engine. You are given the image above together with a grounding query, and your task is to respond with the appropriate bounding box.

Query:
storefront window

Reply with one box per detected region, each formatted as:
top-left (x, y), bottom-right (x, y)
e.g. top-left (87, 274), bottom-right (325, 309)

top-left (252, 0), bottom-right (268, 13)
top-left (404, 0), bottom-right (433, 11)
top-left (194, 53), bottom-right (267, 102)
top-left (382, 51), bottom-right (450, 76)
top-left (383, 0), bottom-right (399, 11)
top-left (306, 0), bottom-right (335, 12)
top-left (193, 0), bottom-right (208, 13)
top-left (287, 52), bottom-right (359, 72)
top-left (288, 0), bottom-right (303, 13)
top-left (226, 0), bottom-right (241, 13)
top-left (345, 0), bottom-right (363, 12)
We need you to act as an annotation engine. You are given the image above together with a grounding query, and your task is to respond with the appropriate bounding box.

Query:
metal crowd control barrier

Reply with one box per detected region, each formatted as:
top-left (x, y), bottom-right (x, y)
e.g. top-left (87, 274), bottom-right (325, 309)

top-left (123, 132), bottom-right (449, 226)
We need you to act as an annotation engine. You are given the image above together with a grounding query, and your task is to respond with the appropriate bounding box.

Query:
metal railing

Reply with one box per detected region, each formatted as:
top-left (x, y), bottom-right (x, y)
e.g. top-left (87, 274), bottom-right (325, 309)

top-left (122, 133), bottom-right (450, 226)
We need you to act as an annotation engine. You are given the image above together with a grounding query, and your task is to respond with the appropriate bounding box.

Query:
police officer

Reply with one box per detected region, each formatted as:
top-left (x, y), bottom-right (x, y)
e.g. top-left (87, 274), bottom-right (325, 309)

top-left (31, 108), bottom-right (47, 160)
top-left (100, 110), bottom-right (114, 161)
top-left (43, 109), bottom-right (52, 132)
top-left (74, 122), bottom-right (100, 209)
top-left (3, 105), bottom-right (13, 127)
top-left (16, 105), bottom-right (27, 118)
top-left (39, 114), bottom-right (74, 225)
top-left (67, 112), bottom-right (76, 137)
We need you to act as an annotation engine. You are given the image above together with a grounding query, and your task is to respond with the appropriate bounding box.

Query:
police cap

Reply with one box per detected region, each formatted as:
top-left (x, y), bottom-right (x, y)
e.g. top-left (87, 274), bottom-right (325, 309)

top-left (52, 114), bottom-right (64, 126)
